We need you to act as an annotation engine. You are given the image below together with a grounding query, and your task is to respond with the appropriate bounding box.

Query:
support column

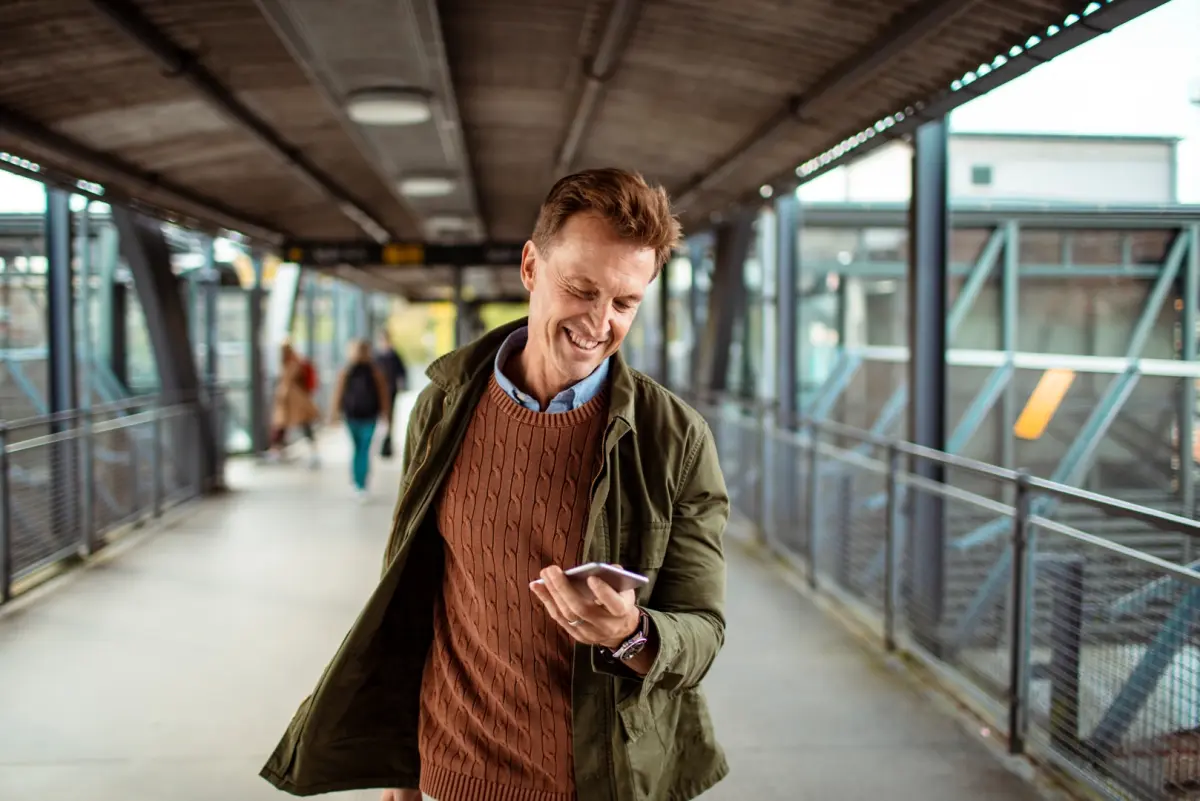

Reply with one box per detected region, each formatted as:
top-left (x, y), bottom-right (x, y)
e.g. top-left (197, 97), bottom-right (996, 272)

top-left (776, 194), bottom-right (799, 427)
top-left (248, 253), bottom-right (267, 454)
top-left (699, 210), bottom-right (755, 394)
top-left (453, 266), bottom-right (469, 348)
top-left (907, 117), bottom-right (950, 650)
top-left (1001, 221), bottom-right (1019, 476)
top-left (45, 187), bottom-right (79, 548)
top-left (659, 257), bottom-right (671, 389)
top-left (112, 207), bottom-right (217, 491)
top-left (304, 273), bottom-right (317, 361)
top-left (1183, 224), bottom-right (1199, 525)
top-left (201, 238), bottom-right (219, 388)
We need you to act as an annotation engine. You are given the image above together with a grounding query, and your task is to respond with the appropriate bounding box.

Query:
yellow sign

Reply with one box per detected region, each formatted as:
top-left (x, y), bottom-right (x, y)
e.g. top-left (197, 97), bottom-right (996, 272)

top-left (383, 243), bottom-right (424, 265)
top-left (1014, 369), bottom-right (1076, 441)
top-left (286, 246), bottom-right (304, 263)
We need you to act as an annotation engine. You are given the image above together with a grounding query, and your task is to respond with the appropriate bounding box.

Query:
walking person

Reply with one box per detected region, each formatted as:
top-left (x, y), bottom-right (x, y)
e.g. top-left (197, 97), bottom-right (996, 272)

top-left (373, 328), bottom-right (408, 459)
top-left (266, 341), bottom-right (321, 468)
top-left (329, 339), bottom-right (390, 499)
top-left (262, 168), bottom-right (730, 801)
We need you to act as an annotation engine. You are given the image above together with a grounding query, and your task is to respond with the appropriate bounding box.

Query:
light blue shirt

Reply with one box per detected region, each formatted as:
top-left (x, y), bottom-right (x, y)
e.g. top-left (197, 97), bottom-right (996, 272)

top-left (493, 326), bottom-right (610, 414)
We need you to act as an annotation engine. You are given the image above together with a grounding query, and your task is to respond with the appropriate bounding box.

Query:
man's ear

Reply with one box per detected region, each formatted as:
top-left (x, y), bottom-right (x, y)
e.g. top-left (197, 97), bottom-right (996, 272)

top-left (520, 240), bottom-right (538, 292)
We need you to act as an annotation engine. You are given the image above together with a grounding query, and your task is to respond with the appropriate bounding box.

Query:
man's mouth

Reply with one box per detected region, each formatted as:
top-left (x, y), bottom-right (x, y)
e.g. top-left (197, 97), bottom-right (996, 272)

top-left (564, 327), bottom-right (605, 352)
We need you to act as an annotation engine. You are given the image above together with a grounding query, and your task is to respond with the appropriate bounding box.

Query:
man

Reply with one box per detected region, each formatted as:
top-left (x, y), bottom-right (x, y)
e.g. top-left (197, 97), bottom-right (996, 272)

top-left (373, 329), bottom-right (408, 458)
top-left (261, 168), bottom-right (730, 801)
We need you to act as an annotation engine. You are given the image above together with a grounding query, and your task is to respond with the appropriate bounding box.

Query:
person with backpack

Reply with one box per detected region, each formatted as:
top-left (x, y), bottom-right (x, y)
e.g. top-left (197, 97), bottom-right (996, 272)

top-left (329, 338), bottom-right (390, 499)
top-left (268, 342), bottom-right (322, 467)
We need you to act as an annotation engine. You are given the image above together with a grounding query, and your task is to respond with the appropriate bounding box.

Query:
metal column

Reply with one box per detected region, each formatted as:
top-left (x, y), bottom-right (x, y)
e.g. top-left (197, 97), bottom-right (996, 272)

top-left (77, 203), bottom-right (97, 552)
top-left (453, 266), bottom-right (469, 348)
top-left (1182, 224), bottom-right (1199, 524)
top-left (658, 258), bottom-right (671, 389)
top-left (46, 187), bottom-right (80, 549)
top-left (248, 253), bottom-right (267, 454)
top-left (907, 117), bottom-right (950, 651)
top-left (112, 207), bottom-right (217, 490)
top-left (776, 194), bottom-right (800, 427)
top-left (700, 210), bottom-right (755, 394)
top-left (304, 272), bottom-right (317, 361)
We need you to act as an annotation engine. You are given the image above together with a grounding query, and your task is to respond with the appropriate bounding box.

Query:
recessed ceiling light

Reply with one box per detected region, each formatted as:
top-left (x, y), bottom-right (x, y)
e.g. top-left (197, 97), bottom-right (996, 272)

top-left (398, 176), bottom-right (457, 198)
top-left (345, 87), bottom-right (433, 126)
top-left (426, 215), bottom-right (469, 230)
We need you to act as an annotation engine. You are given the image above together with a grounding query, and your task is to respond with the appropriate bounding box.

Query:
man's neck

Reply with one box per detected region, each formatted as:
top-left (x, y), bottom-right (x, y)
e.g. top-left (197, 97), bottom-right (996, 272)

top-left (510, 345), bottom-right (563, 410)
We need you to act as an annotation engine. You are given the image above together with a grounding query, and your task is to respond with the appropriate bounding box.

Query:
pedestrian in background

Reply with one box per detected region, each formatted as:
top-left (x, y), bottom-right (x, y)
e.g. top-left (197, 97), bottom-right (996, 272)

top-left (373, 328), bottom-right (408, 459)
top-left (267, 341), bottom-right (321, 468)
top-left (329, 339), bottom-right (390, 500)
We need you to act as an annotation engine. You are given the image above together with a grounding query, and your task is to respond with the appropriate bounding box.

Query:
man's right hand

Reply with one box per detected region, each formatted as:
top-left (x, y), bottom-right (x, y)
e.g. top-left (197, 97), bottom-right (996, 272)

top-left (380, 790), bottom-right (422, 801)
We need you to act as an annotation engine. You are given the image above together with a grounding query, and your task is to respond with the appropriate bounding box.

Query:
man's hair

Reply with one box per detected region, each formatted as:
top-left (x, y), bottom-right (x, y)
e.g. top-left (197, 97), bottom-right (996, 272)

top-left (531, 168), bottom-right (682, 273)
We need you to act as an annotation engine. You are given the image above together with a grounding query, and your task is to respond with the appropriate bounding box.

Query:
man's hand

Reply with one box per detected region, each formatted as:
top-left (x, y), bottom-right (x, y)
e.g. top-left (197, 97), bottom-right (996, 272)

top-left (379, 789), bottom-right (421, 801)
top-left (529, 566), bottom-right (640, 650)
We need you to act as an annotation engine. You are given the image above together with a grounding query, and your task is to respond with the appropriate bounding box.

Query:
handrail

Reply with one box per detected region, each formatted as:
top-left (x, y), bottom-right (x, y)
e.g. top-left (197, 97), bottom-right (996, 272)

top-left (691, 390), bottom-right (1200, 540)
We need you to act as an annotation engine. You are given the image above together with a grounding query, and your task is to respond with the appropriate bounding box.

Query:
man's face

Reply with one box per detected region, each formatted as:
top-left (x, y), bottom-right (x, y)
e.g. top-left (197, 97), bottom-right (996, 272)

top-left (521, 212), bottom-right (657, 387)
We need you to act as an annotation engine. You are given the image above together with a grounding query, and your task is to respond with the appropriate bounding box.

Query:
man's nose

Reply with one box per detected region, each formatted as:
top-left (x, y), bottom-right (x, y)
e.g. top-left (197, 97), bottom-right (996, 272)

top-left (585, 301), bottom-right (613, 338)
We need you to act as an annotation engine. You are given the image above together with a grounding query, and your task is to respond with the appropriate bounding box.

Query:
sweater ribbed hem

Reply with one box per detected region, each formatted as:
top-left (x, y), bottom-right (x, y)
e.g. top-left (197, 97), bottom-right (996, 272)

top-left (487, 375), bottom-right (608, 428)
top-left (420, 763), bottom-right (574, 801)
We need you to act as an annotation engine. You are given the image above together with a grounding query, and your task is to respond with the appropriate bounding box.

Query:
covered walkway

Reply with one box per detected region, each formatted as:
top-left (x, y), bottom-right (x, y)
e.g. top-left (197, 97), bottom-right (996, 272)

top-left (0, 412), bottom-right (1036, 801)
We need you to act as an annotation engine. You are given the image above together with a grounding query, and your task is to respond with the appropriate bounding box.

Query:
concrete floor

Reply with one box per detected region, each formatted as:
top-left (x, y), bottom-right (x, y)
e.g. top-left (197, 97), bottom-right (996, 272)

top-left (0, 400), bottom-right (1038, 801)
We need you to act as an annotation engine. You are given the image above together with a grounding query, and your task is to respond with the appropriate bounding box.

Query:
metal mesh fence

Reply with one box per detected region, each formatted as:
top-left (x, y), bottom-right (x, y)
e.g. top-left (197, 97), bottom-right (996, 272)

top-left (1, 400), bottom-right (207, 598)
top-left (695, 395), bottom-right (1200, 801)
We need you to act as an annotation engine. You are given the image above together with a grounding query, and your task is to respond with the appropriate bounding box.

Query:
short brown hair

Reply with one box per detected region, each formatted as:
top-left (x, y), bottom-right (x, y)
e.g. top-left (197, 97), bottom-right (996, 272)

top-left (531, 168), bottom-right (682, 272)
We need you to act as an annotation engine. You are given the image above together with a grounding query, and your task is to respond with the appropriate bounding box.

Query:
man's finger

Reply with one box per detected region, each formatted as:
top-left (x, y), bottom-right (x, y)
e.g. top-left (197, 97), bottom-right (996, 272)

top-left (586, 577), bottom-right (627, 615)
top-left (541, 567), bottom-right (592, 624)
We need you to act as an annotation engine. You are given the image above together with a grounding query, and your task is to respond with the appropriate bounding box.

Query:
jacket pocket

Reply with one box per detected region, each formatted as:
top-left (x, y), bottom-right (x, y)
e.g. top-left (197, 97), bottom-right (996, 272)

top-left (616, 688), bottom-right (725, 801)
top-left (616, 687), bottom-right (680, 800)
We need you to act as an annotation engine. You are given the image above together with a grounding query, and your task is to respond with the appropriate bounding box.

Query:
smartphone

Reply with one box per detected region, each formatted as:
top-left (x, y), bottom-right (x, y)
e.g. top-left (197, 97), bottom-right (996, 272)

top-left (531, 563), bottom-right (649, 596)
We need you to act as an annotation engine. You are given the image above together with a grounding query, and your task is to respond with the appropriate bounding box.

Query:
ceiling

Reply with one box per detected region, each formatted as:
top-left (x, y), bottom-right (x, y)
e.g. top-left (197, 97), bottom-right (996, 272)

top-left (0, 0), bottom-right (1167, 297)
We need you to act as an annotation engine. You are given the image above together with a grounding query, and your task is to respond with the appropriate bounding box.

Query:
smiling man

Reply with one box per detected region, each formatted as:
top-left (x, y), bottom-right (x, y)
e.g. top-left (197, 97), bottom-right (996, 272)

top-left (261, 168), bottom-right (730, 801)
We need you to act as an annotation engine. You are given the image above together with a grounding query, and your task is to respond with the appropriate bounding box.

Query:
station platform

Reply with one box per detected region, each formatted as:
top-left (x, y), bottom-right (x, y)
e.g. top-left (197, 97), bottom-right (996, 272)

top-left (0, 397), bottom-right (1038, 801)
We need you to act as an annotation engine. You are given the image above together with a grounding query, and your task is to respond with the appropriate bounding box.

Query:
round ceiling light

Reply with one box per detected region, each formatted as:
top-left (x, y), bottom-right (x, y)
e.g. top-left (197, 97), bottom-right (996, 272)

top-left (398, 175), bottom-right (457, 198)
top-left (426, 215), bottom-right (469, 230)
top-left (345, 87), bottom-right (433, 126)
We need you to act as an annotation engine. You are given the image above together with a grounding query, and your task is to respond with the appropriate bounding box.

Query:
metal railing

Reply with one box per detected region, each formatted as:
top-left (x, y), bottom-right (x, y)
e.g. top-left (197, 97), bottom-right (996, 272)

top-left (0, 390), bottom-right (225, 603)
top-left (696, 394), bottom-right (1200, 801)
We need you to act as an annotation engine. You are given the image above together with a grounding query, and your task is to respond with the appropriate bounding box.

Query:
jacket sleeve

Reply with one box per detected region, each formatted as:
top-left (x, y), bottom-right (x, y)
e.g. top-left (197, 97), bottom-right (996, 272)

top-left (607, 421), bottom-right (729, 696)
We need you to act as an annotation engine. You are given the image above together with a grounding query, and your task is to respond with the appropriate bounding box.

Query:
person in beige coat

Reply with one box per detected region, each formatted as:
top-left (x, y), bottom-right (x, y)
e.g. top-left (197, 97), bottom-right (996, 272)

top-left (267, 342), bottom-right (322, 467)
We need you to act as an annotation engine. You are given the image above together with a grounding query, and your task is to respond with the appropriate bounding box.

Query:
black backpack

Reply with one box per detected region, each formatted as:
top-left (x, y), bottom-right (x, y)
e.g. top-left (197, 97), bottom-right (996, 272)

top-left (341, 363), bottom-right (381, 419)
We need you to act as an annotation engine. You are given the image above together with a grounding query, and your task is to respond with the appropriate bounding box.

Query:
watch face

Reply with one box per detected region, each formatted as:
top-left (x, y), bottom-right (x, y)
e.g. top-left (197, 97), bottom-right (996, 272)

top-left (617, 633), bottom-right (648, 661)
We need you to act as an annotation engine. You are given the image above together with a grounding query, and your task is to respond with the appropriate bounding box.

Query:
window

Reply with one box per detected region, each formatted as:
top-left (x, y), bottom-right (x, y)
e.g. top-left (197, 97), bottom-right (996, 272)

top-left (970, 164), bottom-right (993, 186)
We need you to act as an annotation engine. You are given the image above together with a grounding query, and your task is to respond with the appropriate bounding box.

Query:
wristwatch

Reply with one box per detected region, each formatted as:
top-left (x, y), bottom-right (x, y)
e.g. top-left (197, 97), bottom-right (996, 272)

top-left (607, 610), bottom-right (651, 661)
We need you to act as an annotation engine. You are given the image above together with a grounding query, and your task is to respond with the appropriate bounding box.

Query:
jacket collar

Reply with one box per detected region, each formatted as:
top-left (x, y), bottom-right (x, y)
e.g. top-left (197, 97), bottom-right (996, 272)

top-left (426, 316), bottom-right (637, 433)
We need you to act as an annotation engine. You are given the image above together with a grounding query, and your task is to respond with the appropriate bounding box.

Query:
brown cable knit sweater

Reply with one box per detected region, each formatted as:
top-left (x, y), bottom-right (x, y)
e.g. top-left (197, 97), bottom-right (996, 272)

top-left (418, 376), bottom-right (608, 801)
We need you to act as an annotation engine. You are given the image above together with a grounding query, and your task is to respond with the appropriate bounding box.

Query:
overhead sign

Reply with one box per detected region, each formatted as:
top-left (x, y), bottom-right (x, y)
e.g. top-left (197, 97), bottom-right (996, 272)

top-left (282, 240), bottom-right (525, 268)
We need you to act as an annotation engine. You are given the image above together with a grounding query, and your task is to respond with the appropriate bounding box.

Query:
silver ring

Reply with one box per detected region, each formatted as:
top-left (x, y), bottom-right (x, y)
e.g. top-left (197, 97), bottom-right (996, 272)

top-left (568, 619), bottom-right (584, 627)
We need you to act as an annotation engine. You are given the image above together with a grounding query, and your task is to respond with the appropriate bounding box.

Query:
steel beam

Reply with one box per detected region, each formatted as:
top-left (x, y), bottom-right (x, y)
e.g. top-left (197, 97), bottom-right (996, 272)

top-left (45, 187), bottom-right (80, 548)
top-left (673, 0), bottom-right (980, 209)
top-left (764, 0), bottom-right (1177, 205)
top-left (554, 0), bottom-right (644, 175)
top-left (907, 117), bottom-right (950, 649)
top-left (699, 210), bottom-right (755, 393)
top-left (89, 0), bottom-right (391, 243)
top-left (0, 104), bottom-right (280, 242)
top-left (776, 195), bottom-right (800, 427)
top-left (1183, 225), bottom-right (1199, 522)
top-left (112, 206), bottom-right (217, 490)
top-left (248, 254), bottom-right (267, 454)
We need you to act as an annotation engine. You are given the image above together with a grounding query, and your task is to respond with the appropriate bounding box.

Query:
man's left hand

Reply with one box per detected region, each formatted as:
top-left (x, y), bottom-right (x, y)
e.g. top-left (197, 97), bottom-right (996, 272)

top-left (530, 566), bottom-right (640, 650)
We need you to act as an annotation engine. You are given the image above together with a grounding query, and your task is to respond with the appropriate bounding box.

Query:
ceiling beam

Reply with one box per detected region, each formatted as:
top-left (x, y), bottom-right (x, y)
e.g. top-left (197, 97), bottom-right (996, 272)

top-left (88, 0), bottom-right (394, 243)
top-left (672, 0), bottom-right (981, 210)
top-left (0, 104), bottom-right (283, 241)
top-left (555, 0), bottom-right (644, 176)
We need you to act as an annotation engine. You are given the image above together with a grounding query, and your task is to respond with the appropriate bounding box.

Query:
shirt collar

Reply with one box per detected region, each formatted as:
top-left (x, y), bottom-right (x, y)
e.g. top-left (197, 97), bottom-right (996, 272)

top-left (493, 326), bottom-right (610, 413)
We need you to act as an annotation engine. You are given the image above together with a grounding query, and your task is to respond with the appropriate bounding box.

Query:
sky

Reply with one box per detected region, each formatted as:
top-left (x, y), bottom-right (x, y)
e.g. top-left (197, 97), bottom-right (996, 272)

top-left (0, 0), bottom-right (1198, 213)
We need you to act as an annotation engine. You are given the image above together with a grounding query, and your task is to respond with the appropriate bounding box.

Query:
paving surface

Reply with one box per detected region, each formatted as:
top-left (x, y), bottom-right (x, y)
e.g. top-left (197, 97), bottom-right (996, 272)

top-left (0, 393), bottom-right (1037, 801)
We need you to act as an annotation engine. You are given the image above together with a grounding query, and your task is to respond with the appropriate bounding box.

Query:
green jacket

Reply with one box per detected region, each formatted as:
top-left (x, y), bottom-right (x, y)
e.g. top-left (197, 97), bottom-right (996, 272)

top-left (260, 319), bottom-right (731, 801)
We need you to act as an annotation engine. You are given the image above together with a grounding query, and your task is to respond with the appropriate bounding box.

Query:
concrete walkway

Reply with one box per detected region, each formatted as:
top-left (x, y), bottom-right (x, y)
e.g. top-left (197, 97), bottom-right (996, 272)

top-left (0, 402), bottom-right (1038, 801)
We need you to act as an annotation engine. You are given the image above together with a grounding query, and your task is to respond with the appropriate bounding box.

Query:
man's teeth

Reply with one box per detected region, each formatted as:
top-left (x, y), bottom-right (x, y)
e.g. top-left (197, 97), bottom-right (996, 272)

top-left (566, 330), bottom-right (601, 349)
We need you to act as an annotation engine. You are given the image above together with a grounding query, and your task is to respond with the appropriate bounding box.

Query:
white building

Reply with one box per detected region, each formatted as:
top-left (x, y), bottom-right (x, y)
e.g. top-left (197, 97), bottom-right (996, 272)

top-left (801, 132), bottom-right (1180, 206)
